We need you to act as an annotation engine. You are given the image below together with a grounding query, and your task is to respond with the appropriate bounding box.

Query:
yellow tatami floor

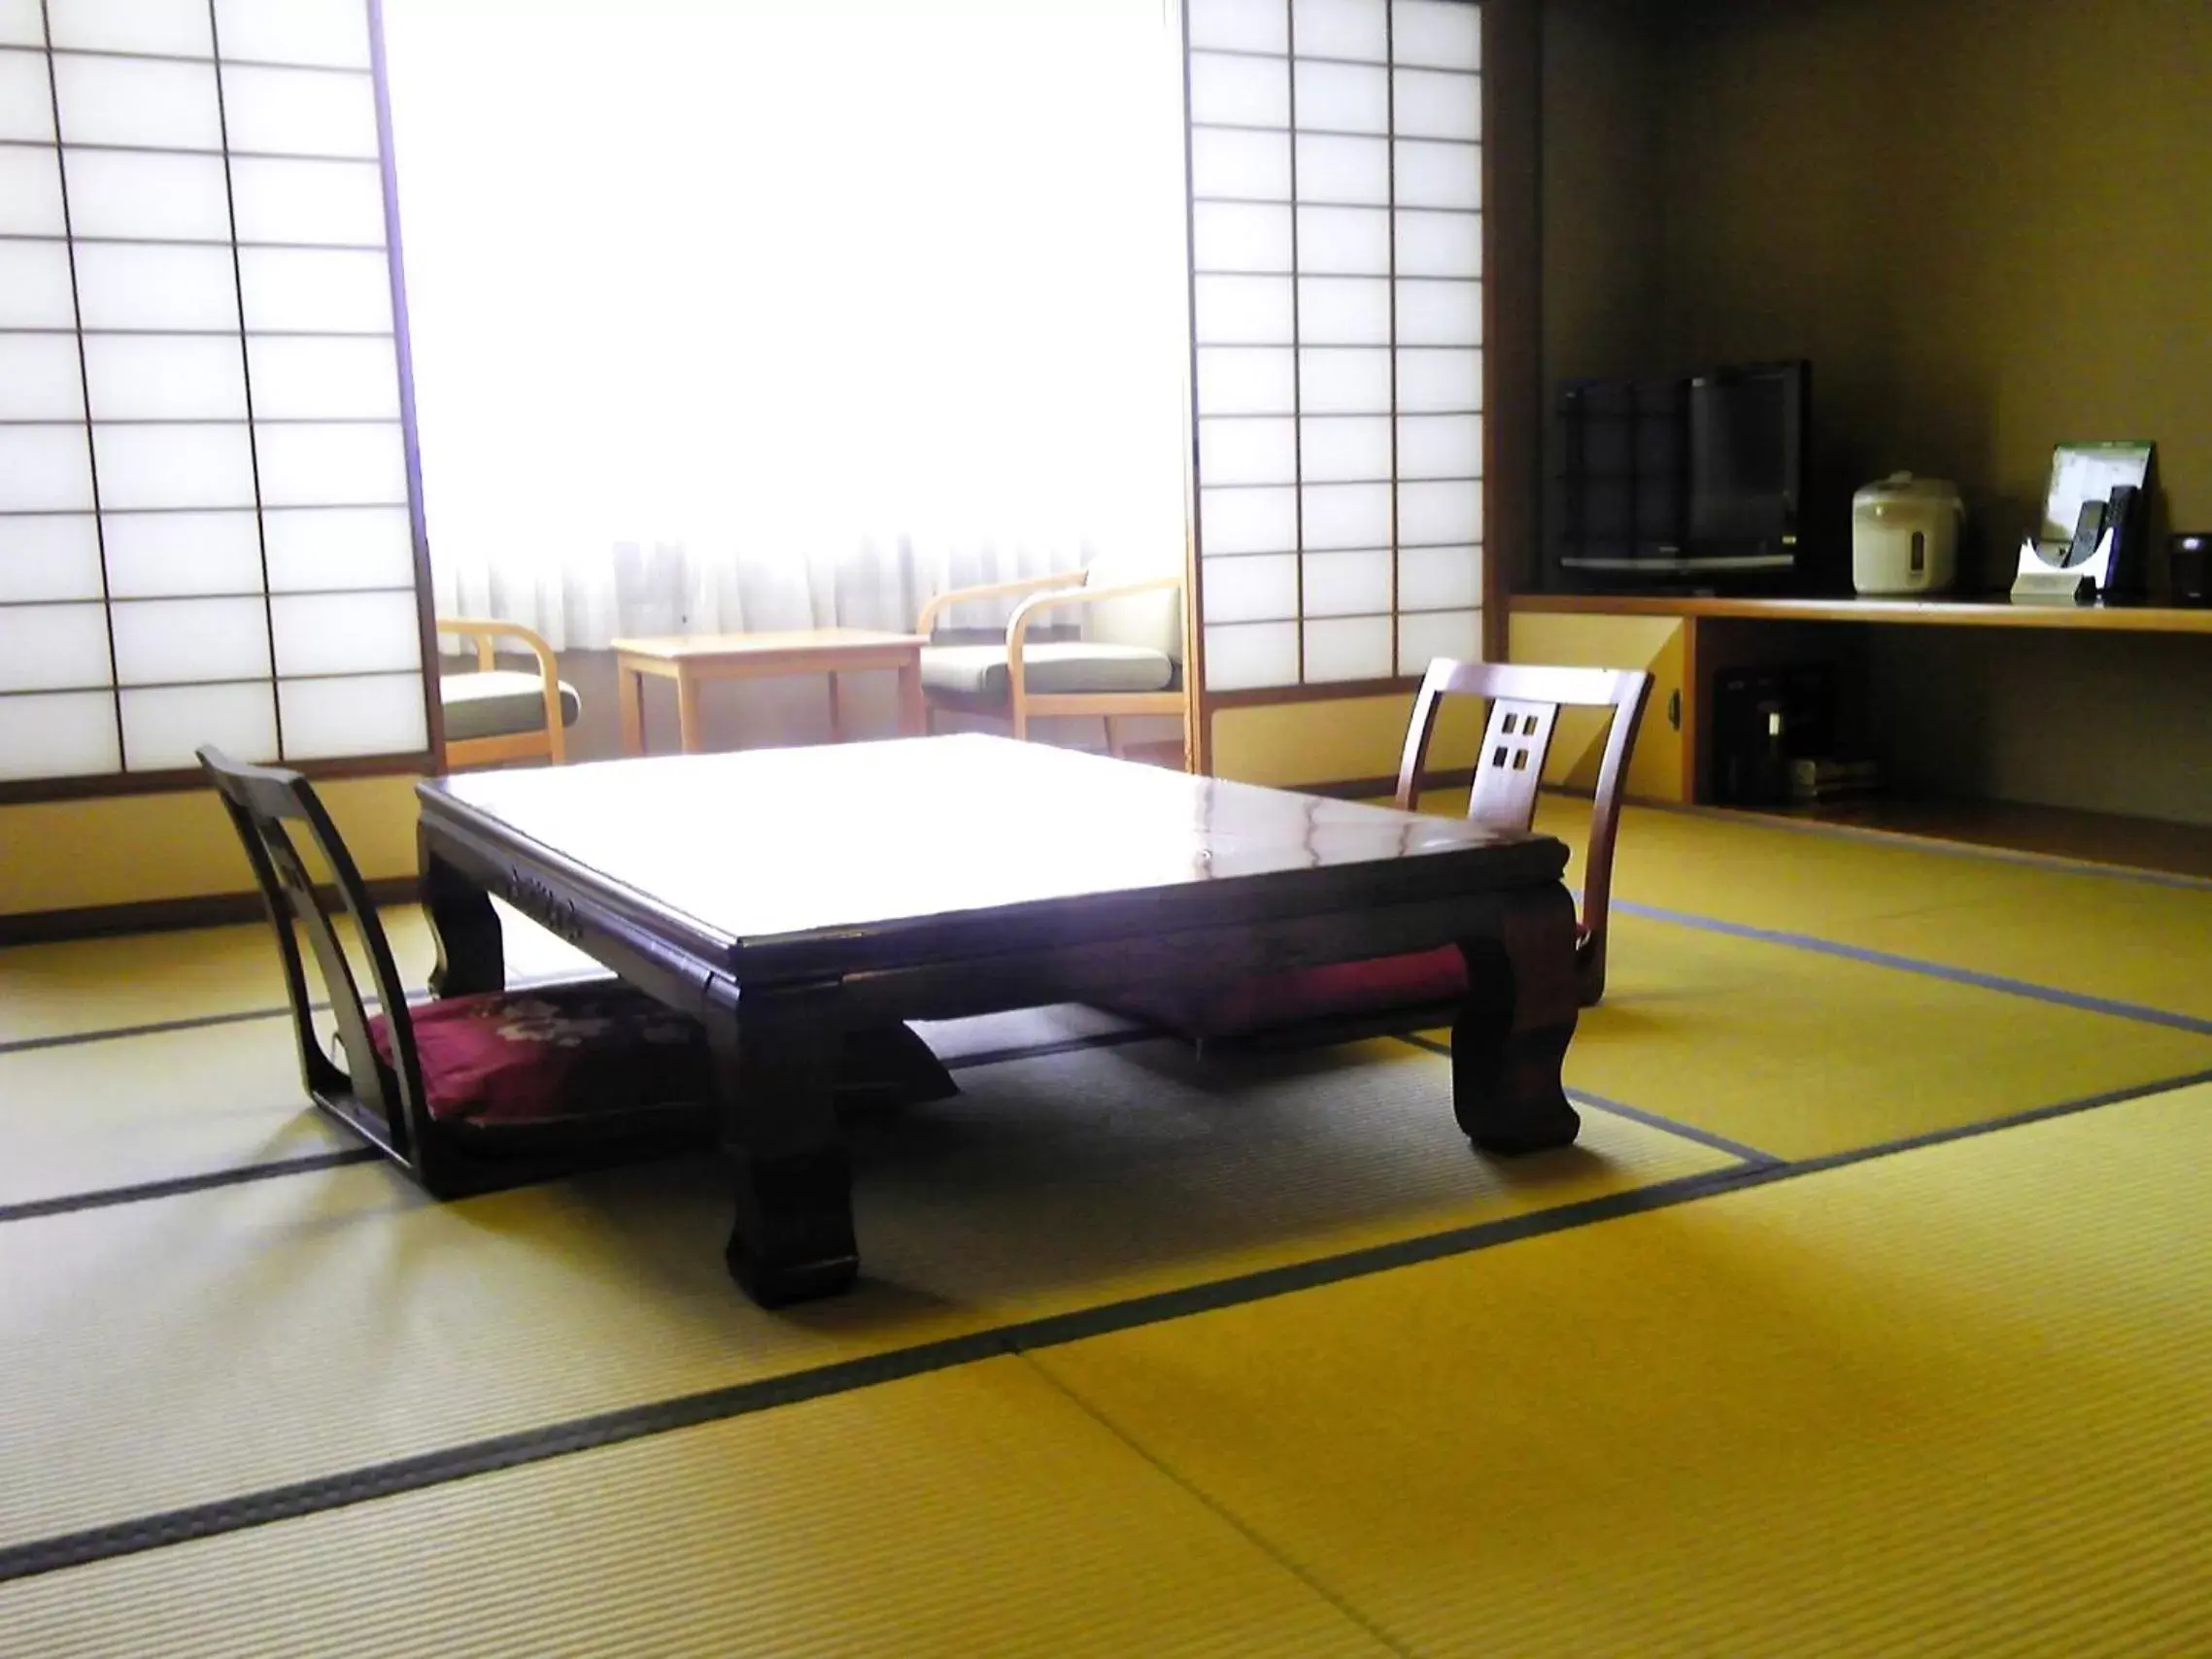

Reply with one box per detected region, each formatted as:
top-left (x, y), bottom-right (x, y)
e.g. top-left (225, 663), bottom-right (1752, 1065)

top-left (2, 803), bottom-right (2209, 1655)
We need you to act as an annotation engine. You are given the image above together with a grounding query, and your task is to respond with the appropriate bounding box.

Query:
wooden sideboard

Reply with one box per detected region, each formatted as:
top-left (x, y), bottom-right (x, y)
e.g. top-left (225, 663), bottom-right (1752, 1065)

top-left (1507, 592), bottom-right (2212, 878)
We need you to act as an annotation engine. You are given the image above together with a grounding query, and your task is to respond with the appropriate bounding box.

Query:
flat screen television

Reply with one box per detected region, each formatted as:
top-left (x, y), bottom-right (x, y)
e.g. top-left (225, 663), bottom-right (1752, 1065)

top-left (1556, 358), bottom-right (1809, 588)
top-left (1684, 359), bottom-right (1807, 572)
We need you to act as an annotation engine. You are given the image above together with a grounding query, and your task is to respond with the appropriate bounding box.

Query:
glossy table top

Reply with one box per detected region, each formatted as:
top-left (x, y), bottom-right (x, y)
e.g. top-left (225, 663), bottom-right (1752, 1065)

top-left (421, 735), bottom-right (1566, 959)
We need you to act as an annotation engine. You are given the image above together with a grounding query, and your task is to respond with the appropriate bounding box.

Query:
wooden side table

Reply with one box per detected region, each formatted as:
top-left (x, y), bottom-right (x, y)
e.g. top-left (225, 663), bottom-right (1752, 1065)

top-left (611, 629), bottom-right (928, 757)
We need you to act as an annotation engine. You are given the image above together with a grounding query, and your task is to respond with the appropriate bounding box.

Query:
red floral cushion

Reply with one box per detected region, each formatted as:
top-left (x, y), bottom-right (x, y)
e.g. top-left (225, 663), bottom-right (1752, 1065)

top-left (366, 984), bottom-right (712, 1127)
top-left (1107, 925), bottom-right (1592, 1041)
top-left (1109, 945), bottom-right (1468, 1041)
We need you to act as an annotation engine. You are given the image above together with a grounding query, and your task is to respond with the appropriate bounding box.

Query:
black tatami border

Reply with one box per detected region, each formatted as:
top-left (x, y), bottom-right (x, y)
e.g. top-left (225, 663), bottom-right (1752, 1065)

top-left (5, 1058), bottom-right (2207, 1588)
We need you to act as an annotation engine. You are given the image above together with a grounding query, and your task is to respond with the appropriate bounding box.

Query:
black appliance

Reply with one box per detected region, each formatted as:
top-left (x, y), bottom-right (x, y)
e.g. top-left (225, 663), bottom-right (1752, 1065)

top-left (1556, 358), bottom-right (1811, 590)
top-left (1711, 661), bottom-right (1837, 807)
top-left (2172, 532), bottom-right (2211, 606)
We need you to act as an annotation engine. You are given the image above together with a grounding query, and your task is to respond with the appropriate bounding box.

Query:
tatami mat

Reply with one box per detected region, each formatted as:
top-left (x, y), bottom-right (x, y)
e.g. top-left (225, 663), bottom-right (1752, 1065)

top-left (0, 1037), bottom-right (1725, 1549)
top-left (1033, 1082), bottom-right (2212, 1658)
top-left (1553, 911), bottom-right (2212, 1159)
top-left (1534, 796), bottom-right (2212, 1025)
top-left (0, 1357), bottom-right (1393, 1659)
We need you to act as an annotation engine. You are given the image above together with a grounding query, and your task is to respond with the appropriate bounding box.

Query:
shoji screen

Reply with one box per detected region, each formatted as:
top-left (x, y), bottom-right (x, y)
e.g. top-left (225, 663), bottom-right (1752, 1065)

top-left (1183, 0), bottom-right (1482, 694)
top-left (0, 0), bottom-right (430, 792)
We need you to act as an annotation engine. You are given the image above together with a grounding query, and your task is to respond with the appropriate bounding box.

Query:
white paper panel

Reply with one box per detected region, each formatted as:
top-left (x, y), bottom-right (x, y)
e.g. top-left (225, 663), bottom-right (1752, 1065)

top-left (1192, 273), bottom-right (1294, 345)
top-left (1298, 346), bottom-right (1390, 414)
top-left (1187, 51), bottom-right (1288, 128)
top-left (1189, 126), bottom-right (1291, 201)
top-left (271, 590), bottom-right (420, 677)
top-left (0, 2), bottom-right (42, 47)
top-left (1299, 414), bottom-right (1390, 482)
top-left (1293, 133), bottom-right (1387, 203)
top-left (1398, 477), bottom-right (1481, 544)
top-left (0, 601), bottom-right (111, 691)
top-left (1301, 548), bottom-right (1391, 617)
top-left (1394, 138), bottom-right (1481, 210)
top-left (0, 425), bottom-right (96, 511)
top-left (1395, 278), bottom-right (1481, 345)
top-left (0, 145), bottom-right (65, 235)
top-left (1395, 208), bottom-right (1480, 278)
top-left (1296, 204), bottom-right (1388, 274)
top-left (1391, 68), bottom-right (1480, 141)
top-left (0, 241), bottom-right (77, 327)
top-left (111, 594), bottom-right (272, 684)
top-left (237, 247), bottom-right (392, 332)
top-left (1191, 201), bottom-right (1293, 273)
top-left (0, 514), bottom-right (104, 603)
top-left (83, 334), bottom-right (249, 422)
top-left (0, 48), bottom-right (54, 141)
top-left (1196, 347), bottom-right (1296, 416)
top-left (246, 334), bottom-right (399, 419)
top-left (1392, 0), bottom-right (1481, 70)
top-left (1199, 485), bottom-right (1298, 555)
top-left (1198, 416), bottom-right (1296, 487)
top-left (121, 680), bottom-right (277, 770)
top-left (220, 63), bottom-right (380, 159)
top-left (1203, 621), bottom-right (1299, 693)
top-left (263, 504), bottom-right (415, 592)
top-left (63, 150), bottom-right (230, 240)
top-left (1187, 0), bottom-right (1288, 53)
top-left (53, 53), bottom-right (221, 149)
top-left (229, 157), bottom-right (385, 246)
top-left (47, 0), bottom-right (213, 56)
top-left (1301, 481), bottom-right (1390, 549)
top-left (1397, 413), bottom-right (1480, 478)
top-left (254, 421), bottom-right (407, 506)
top-left (1397, 346), bottom-right (1480, 411)
top-left (1397, 543), bottom-right (1480, 611)
top-left (279, 669), bottom-right (426, 761)
top-left (1298, 275), bottom-right (1390, 345)
top-left (215, 0), bottom-right (371, 66)
top-left (1303, 615), bottom-right (1392, 682)
top-left (0, 689), bottom-right (120, 780)
top-left (1198, 552), bottom-right (1298, 624)
top-left (1293, 60), bottom-right (1386, 132)
top-left (1291, 0), bottom-right (1386, 62)
top-left (92, 423), bottom-right (255, 509)
top-left (1397, 606), bottom-right (1482, 672)
top-left (0, 334), bottom-right (85, 421)
top-left (102, 509), bottom-right (264, 596)
top-left (73, 243), bottom-right (241, 330)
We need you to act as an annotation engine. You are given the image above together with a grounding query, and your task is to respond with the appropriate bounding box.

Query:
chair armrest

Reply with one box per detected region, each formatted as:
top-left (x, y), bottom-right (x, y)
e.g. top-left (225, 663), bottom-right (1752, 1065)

top-left (435, 617), bottom-right (567, 763)
top-left (1005, 576), bottom-right (1185, 693)
top-left (916, 570), bottom-right (1086, 637)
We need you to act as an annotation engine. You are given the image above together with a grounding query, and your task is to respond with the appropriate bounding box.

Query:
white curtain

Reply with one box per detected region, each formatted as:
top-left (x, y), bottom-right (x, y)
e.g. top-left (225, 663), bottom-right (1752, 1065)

top-left (379, 0), bottom-right (1191, 650)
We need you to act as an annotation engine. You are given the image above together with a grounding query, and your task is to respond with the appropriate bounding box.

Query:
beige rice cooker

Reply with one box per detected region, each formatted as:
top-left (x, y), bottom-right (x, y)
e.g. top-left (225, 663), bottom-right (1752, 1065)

top-left (1852, 472), bottom-right (1965, 595)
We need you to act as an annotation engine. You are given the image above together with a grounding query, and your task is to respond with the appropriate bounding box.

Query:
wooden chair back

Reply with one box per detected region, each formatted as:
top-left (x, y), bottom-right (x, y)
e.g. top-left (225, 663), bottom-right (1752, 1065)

top-left (197, 745), bottom-right (434, 1169)
top-left (1393, 659), bottom-right (1653, 1003)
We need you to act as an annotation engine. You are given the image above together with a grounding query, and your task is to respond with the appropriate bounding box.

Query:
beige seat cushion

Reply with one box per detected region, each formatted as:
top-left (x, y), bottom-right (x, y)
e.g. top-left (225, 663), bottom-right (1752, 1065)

top-left (920, 642), bottom-right (1174, 700)
top-left (439, 670), bottom-right (582, 742)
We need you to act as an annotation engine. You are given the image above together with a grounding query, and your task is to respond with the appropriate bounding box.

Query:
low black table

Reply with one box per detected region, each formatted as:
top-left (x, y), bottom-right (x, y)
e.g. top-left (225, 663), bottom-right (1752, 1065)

top-left (417, 734), bottom-right (1582, 1305)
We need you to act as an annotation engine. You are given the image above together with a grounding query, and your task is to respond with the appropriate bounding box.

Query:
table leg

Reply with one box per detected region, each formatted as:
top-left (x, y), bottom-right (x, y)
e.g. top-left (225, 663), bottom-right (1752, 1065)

top-left (828, 672), bottom-right (848, 742)
top-left (709, 978), bottom-right (858, 1306)
top-left (617, 662), bottom-right (645, 757)
top-left (420, 833), bottom-right (503, 999)
top-left (1450, 884), bottom-right (1582, 1153)
top-left (897, 655), bottom-right (927, 737)
top-left (675, 668), bottom-right (705, 755)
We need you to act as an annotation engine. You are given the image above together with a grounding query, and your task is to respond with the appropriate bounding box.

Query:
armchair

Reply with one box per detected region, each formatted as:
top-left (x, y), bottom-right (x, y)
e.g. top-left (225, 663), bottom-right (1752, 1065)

top-left (916, 560), bottom-right (1191, 764)
top-left (436, 617), bottom-right (580, 771)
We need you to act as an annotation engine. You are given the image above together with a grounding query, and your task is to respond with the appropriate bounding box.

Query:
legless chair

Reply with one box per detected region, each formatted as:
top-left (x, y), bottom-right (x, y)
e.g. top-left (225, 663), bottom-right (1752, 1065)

top-left (436, 617), bottom-right (579, 770)
top-left (916, 557), bottom-right (1192, 766)
top-left (1100, 658), bottom-right (1652, 1045)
